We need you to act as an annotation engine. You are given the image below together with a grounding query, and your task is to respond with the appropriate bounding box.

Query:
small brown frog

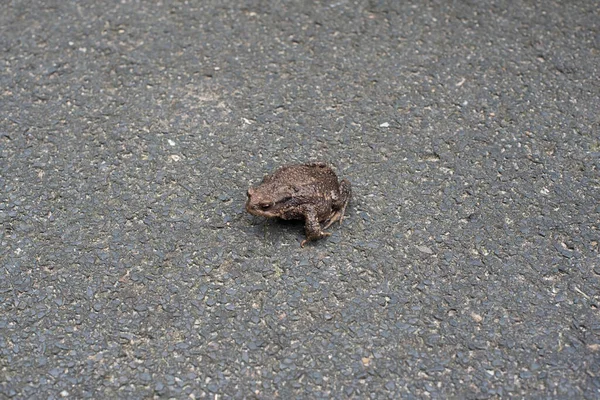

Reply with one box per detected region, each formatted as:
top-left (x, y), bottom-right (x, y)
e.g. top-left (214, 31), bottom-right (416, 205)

top-left (246, 162), bottom-right (351, 246)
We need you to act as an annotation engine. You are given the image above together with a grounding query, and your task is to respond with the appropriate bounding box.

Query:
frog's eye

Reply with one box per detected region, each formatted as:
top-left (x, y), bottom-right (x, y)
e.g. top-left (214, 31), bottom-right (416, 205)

top-left (259, 202), bottom-right (272, 210)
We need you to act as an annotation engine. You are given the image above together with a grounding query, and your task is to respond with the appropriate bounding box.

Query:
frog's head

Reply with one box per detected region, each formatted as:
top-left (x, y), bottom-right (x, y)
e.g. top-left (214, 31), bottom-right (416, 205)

top-left (246, 184), bottom-right (299, 218)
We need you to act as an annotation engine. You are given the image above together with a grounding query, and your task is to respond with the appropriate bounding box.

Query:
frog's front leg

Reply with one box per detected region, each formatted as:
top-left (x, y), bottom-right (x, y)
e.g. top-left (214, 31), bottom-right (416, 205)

top-left (301, 206), bottom-right (331, 247)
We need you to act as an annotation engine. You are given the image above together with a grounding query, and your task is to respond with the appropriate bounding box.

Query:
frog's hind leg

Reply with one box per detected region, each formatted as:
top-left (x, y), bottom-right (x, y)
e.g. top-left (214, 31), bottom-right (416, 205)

top-left (323, 179), bottom-right (352, 229)
top-left (322, 211), bottom-right (343, 230)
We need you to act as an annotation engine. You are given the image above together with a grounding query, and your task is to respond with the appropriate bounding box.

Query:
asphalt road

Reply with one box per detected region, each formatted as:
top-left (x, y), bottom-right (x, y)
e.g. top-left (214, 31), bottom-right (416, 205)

top-left (1, 0), bottom-right (599, 398)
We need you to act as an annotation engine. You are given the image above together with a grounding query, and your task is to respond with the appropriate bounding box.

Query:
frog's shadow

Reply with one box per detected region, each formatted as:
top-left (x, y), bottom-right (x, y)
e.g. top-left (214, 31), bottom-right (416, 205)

top-left (261, 217), bottom-right (304, 234)
top-left (245, 215), bottom-right (306, 243)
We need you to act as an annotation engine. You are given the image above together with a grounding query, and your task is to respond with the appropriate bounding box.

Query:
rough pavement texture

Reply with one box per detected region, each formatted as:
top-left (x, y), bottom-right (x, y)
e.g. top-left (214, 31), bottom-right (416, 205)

top-left (1, 0), bottom-right (599, 398)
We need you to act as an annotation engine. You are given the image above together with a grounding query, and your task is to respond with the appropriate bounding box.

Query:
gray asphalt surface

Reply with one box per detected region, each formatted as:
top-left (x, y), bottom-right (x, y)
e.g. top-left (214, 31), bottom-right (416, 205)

top-left (1, 0), bottom-right (599, 398)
